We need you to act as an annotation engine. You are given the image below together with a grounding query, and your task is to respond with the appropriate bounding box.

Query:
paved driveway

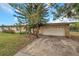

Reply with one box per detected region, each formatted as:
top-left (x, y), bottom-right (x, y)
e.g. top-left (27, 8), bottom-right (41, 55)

top-left (15, 36), bottom-right (79, 56)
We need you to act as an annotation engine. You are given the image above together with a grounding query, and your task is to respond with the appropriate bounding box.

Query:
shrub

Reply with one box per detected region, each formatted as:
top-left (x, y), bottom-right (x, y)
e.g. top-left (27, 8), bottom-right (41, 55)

top-left (2, 29), bottom-right (15, 34)
top-left (70, 26), bottom-right (79, 32)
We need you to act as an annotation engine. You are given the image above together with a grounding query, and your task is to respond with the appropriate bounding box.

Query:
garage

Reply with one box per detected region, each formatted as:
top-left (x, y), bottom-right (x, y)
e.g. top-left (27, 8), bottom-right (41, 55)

top-left (39, 23), bottom-right (70, 37)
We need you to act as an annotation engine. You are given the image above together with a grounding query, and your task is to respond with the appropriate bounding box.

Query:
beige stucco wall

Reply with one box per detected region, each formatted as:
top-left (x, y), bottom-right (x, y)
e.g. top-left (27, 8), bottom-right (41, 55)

top-left (0, 23), bottom-right (70, 37)
top-left (0, 28), bottom-right (2, 31)
top-left (0, 26), bottom-right (26, 33)
top-left (11, 27), bottom-right (26, 33)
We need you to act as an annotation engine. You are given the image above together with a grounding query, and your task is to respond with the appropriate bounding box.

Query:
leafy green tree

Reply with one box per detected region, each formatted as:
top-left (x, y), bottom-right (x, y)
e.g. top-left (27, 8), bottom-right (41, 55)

top-left (50, 3), bottom-right (79, 32)
top-left (51, 3), bottom-right (79, 20)
top-left (9, 3), bottom-right (48, 38)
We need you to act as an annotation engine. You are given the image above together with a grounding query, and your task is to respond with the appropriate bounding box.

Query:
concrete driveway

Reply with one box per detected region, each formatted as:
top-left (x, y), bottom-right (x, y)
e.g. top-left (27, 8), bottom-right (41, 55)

top-left (15, 36), bottom-right (79, 56)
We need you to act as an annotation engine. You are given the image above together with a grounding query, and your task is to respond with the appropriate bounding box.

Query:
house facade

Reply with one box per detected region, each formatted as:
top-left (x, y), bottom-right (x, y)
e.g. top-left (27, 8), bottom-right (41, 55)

top-left (0, 23), bottom-right (70, 37)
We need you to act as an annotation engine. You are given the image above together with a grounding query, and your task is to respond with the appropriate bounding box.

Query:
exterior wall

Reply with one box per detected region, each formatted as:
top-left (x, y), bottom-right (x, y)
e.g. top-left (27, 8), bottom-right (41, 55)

top-left (0, 26), bottom-right (26, 33)
top-left (0, 27), bottom-right (2, 31)
top-left (0, 23), bottom-right (70, 37)
top-left (10, 26), bottom-right (26, 33)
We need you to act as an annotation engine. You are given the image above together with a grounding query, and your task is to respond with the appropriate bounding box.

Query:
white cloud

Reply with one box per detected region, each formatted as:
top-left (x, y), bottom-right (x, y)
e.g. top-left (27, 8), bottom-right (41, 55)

top-left (53, 17), bottom-right (79, 23)
top-left (0, 3), bottom-right (14, 15)
top-left (14, 17), bottom-right (18, 22)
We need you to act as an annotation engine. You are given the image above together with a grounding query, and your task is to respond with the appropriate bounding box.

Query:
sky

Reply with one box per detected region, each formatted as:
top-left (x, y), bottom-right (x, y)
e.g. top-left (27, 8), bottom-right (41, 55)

top-left (0, 3), bottom-right (18, 25)
top-left (0, 3), bottom-right (78, 25)
top-left (0, 3), bottom-right (55, 25)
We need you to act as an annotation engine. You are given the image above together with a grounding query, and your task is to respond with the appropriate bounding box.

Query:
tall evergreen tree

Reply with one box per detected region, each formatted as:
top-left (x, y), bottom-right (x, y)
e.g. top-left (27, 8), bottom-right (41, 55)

top-left (9, 3), bottom-right (48, 38)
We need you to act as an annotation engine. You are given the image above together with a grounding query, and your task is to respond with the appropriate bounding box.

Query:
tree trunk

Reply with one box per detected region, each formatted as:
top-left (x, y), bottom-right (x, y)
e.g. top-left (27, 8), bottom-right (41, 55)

top-left (36, 27), bottom-right (40, 38)
top-left (33, 27), bottom-right (40, 38)
top-left (19, 26), bottom-right (21, 34)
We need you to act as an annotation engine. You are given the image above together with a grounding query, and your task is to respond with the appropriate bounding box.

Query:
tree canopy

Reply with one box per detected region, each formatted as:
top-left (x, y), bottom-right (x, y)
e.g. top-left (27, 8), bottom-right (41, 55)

top-left (51, 3), bottom-right (79, 19)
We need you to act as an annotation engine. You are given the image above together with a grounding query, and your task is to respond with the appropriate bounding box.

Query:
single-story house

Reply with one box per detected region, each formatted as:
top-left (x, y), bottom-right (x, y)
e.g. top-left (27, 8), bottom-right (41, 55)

top-left (0, 23), bottom-right (70, 37)
top-left (0, 17), bottom-right (78, 38)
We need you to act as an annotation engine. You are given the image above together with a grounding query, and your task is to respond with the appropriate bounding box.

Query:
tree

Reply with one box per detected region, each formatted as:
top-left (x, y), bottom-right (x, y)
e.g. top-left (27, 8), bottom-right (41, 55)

top-left (9, 3), bottom-right (48, 38)
top-left (15, 17), bottom-right (23, 34)
top-left (51, 3), bottom-right (79, 20)
top-left (50, 3), bottom-right (79, 33)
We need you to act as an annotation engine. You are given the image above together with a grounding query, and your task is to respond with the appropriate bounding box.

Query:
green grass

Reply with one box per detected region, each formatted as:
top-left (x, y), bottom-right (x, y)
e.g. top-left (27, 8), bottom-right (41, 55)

top-left (0, 32), bottom-right (32, 56)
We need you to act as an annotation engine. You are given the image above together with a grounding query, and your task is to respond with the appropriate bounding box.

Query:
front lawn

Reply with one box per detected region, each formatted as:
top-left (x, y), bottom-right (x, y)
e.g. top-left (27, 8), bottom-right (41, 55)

top-left (0, 32), bottom-right (32, 56)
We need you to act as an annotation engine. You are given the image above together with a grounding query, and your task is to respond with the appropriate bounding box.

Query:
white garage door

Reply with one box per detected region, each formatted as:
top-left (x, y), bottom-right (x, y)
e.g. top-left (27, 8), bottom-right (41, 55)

top-left (40, 27), bottom-right (65, 36)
